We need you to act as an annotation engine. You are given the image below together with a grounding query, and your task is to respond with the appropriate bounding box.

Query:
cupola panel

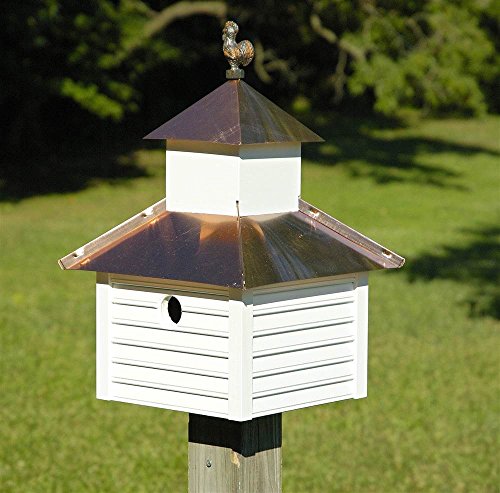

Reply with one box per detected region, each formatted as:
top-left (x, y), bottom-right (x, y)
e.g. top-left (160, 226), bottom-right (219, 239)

top-left (165, 142), bottom-right (301, 216)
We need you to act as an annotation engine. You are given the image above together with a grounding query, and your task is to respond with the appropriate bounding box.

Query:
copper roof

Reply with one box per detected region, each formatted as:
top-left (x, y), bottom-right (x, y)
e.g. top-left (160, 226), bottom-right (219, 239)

top-left (59, 199), bottom-right (404, 289)
top-left (143, 80), bottom-right (323, 145)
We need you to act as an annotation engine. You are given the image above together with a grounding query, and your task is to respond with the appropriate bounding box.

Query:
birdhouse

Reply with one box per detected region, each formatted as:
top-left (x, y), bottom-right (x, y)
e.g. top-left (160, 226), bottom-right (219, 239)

top-left (59, 23), bottom-right (404, 422)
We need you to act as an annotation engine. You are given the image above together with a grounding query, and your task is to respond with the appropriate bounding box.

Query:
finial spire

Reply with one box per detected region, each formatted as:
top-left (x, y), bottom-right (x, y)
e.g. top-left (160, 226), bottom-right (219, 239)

top-left (222, 21), bottom-right (254, 79)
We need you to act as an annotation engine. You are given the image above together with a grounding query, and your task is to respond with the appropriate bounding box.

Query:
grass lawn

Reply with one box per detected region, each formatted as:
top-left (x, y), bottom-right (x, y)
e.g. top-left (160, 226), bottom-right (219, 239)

top-left (0, 116), bottom-right (498, 492)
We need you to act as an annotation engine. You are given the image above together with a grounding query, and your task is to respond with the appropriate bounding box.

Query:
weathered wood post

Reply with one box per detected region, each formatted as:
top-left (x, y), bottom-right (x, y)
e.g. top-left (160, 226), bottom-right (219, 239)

top-left (189, 414), bottom-right (282, 493)
top-left (58, 19), bottom-right (404, 492)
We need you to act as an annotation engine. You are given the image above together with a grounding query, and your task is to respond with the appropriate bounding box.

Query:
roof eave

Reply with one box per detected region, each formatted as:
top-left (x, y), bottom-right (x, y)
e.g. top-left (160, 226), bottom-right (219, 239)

top-left (298, 199), bottom-right (405, 269)
top-left (58, 198), bottom-right (167, 271)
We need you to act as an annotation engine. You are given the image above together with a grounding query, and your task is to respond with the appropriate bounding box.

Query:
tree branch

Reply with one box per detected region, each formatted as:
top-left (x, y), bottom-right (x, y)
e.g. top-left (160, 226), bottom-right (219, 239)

top-left (143, 1), bottom-right (227, 39)
top-left (309, 12), bottom-right (365, 61)
top-left (253, 39), bottom-right (273, 83)
top-left (331, 48), bottom-right (348, 103)
top-left (253, 39), bottom-right (295, 84)
top-left (122, 1), bottom-right (227, 59)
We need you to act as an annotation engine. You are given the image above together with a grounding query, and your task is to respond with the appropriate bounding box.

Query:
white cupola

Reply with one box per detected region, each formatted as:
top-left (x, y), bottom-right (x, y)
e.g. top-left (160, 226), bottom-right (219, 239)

top-left (143, 79), bottom-right (322, 216)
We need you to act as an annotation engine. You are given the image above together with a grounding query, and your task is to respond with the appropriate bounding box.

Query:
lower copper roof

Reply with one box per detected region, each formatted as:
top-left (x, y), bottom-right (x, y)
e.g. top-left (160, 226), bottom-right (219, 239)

top-left (59, 199), bottom-right (404, 289)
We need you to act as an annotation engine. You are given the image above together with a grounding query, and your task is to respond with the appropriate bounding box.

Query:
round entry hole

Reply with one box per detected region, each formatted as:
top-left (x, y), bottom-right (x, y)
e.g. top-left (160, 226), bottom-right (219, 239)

top-left (166, 296), bottom-right (182, 324)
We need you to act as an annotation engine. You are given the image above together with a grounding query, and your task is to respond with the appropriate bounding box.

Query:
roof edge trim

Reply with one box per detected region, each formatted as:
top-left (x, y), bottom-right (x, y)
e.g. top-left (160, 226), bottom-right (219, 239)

top-left (58, 199), bottom-right (166, 270)
top-left (298, 199), bottom-right (405, 269)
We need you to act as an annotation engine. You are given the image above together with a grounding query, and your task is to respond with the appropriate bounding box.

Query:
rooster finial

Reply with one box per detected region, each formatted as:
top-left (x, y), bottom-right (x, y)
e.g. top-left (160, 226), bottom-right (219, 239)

top-left (222, 21), bottom-right (254, 79)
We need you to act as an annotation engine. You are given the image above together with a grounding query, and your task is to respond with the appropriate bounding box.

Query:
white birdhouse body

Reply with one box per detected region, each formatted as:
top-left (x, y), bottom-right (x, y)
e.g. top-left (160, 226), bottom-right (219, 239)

top-left (96, 272), bottom-right (367, 421)
top-left (59, 78), bottom-right (404, 421)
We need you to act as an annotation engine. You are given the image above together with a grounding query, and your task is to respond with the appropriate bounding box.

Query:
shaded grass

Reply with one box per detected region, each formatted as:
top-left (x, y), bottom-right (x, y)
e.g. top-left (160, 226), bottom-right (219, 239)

top-left (0, 116), bottom-right (499, 492)
top-left (303, 115), bottom-right (500, 189)
top-left (408, 224), bottom-right (499, 318)
top-left (0, 145), bottom-right (155, 202)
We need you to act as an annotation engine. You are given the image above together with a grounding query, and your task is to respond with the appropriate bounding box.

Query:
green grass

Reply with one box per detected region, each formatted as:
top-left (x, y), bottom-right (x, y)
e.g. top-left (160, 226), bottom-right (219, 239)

top-left (1, 116), bottom-right (499, 492)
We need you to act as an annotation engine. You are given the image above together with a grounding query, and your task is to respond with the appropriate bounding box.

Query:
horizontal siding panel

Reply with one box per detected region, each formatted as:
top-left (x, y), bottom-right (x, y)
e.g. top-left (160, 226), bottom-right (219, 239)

top-left (253, 341), bottom-right (354, 373)
top-left (111, 304), bottom-right (229, 334)
top-left (112, 285), bottom-right (229, 313)
top-left (111, 319), bottom-right (226, 338)
top-left (111, 324), bottom-right (228, 354)
top-left (254, 337), bottom-right (353, 358)
top-left (110, 286), bottom-right (230, 334)
top-left (112, 343), bottom-right (228, 375)
top-left (111, 304), bottom-right (160, 325)
top-left (113, 297), bottom-right (158, 309)
top-left (173, 311), bottom-right (229, 334)
top-left (253, 321), bottom-right (354, 352)
top-left (253, 302), bottom-right (354, 333)
top-left (252, 380), bottom-right (353, 414)
top-left (111, 382), bottom-right (228, 415)
top-left (253, 282), bottom-right (354, 306)
top-left (253, 296), bottom-right (354, 316)
top-left (111, 363), bottom-right (228, 396)
top-left (252, 394), bottom-right (353, 419)
top-left (112, 377), bottom-right (225, 399)
top-left (111, 286), bottom-right (164, 304)
top-left (253, 360), bottom-right (354, 394)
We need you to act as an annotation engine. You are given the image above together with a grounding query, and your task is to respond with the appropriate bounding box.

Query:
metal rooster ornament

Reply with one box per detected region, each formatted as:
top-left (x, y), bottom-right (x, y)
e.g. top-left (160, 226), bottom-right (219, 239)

top-left (222, 21), bottom-right (254, 79)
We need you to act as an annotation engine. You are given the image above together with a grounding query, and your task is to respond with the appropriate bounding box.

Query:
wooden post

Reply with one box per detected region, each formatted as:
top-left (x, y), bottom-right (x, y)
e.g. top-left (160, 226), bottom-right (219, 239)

top-left (188, 413), bottom-right (282, 493)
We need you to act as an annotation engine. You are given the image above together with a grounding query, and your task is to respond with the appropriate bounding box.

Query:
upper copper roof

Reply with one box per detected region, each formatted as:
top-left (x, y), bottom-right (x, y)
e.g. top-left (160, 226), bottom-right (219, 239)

top-left (143, 80), bottom-right (323, 145)
top-left (59, 199), bottom-right (404, 289)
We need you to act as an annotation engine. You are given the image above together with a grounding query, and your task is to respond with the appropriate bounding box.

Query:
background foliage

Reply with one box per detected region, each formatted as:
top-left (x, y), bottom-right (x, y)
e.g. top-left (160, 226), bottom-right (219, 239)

top-left (1, 0), bottom-right (498, 163)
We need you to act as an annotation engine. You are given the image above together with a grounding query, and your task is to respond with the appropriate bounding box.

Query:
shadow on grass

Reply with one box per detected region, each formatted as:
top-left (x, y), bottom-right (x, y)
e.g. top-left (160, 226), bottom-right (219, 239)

top-left (303, 117), bottom-right (499, 189)
top-left (0, 149), bottom-right (149, 202)
top-left (2, 116), bottom-right (498, 201)
top-left (407, 224), bottom-right (500, 319)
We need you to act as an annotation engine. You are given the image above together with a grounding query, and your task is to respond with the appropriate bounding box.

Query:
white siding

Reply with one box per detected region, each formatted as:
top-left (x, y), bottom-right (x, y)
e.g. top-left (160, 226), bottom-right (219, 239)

top-left (98, 278), bottom-right (231, 417)
top-left (95, 275), bottom-right (369, 421)
top-left (253, 380), bottom-right (353, 416)
top-left (110, 383), bottom-right (228, 417)
top-left (250, 280), bottom-right (359, 416)
top-left (253, 360), bottom-right (353, 394)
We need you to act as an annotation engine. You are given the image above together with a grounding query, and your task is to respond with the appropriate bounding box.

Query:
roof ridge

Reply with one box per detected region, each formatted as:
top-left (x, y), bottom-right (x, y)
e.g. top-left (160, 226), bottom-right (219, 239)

top-left (234, 80), bottom-right (243, 145)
